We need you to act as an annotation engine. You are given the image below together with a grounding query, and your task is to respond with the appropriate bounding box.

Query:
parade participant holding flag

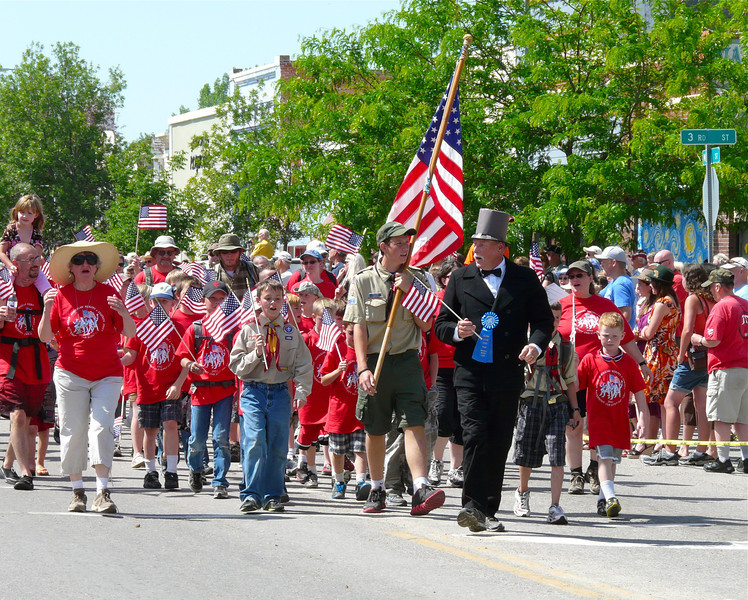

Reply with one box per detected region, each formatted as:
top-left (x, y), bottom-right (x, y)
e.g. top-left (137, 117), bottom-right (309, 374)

top-left (176, 280), bottom-right (238, 499)
top-left (39, 240), bottom-right (135, 513)
top-left (121, 283), bottom-right (188, 491)
top-left (343, 222), bottom-right (444, 515)
top-left (435, 209), bottom-right (554, 532)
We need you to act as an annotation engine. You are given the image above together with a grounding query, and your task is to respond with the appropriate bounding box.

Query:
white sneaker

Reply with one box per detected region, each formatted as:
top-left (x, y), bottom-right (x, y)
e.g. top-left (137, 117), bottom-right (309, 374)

top-left (131, 453), bottom-right (145, 469)
top-left (513, 488), bottom-right (531, 517)
top-left (547, 503), bottom-right (568, 524)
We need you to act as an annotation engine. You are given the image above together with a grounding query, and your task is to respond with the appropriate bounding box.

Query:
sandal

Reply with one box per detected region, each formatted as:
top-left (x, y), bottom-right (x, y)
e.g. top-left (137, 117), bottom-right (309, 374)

top-left (627, 444), bottom-right (653, 458)
top-left (36, 466), bottom-right (49, 476)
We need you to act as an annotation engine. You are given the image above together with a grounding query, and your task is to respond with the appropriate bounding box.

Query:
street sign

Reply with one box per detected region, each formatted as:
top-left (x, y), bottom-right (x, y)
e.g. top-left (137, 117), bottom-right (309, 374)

top-left (702, 147), bottom-right (721, 165)
top-left (681, 129), bottom-right (737, 145)
top-left (702, 167), bottom-right (719, 229)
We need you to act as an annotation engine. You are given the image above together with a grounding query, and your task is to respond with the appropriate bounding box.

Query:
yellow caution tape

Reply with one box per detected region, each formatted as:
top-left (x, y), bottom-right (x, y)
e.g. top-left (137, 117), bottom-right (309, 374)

top-left (582, 436), bottom-right (748, 446)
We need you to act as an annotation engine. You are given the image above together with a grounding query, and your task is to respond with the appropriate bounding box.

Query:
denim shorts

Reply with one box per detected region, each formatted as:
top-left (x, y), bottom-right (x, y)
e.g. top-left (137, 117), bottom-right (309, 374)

top-left (669, 361), bottom-right (708, 394)
top-left (595, 444), bottom-right (623, 464)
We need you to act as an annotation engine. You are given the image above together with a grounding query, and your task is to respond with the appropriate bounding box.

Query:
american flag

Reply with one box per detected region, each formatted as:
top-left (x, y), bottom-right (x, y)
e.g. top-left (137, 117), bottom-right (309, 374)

top-left (204, 292), bottom-right (241, 339)
top-left (39, 255), bottom-right (51, 279)
top-left (401, 277), bottom-right (441, 322)
top-left (113, 415), bottom-right (123, 440)
top-left (106, 271), bottom-right (124, 291)
top-left (387, 80), bottom-right (463, 268)
top-left (182, 286), bottom-right (207, 315)
top-left (204, 269), bottom-right (216, 283)
top-left (265, 270), bottom-right (282, 283)
top-left (182, 262), bottom-right (207, 285)
top-left (326, 225), bottom-right (364, 255)
top-left (280, 300), bottom-right (289, 320)
top-left (316, 308), bottom-right (342, 352)
top-left (74, 225), bottom-right (95, 242)
top-left (529, 240), bottom-right (545, 281)
top-left (137, 205), bottom-right (168, 229)
top-left (135, 304), bottom-right (176, 354)
top-left (124, 281), bottom-right (145, 314)
top-left (240, 290), bottom-right (258, 327)
top-left (0, 267), bottom-right (14, 300)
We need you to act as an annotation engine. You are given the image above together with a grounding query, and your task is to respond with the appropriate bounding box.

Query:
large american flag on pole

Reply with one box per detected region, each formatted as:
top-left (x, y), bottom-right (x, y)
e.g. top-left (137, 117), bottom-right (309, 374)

top-left (316, 308), bottom-right (342, 352)
top-left (138, 205), bottom-right (168, 229)
top-left (529, 240), bottom-right (545, 281)
top-left (387, 81), bottom-right (463, 268)
top-left (326, 225), bottom-right (364, 255)
top-left (74, 225), bottom-right (95, 242)
top-left (401, 277), bottom-right (441, 322)
top-left (204, 292), bottom-right (241, 340)
top-left (135, 304), bottom-right (176, 354)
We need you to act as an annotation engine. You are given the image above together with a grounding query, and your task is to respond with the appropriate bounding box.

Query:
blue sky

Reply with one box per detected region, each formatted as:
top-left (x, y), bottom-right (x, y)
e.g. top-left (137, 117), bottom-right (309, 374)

top-left (1, 0), bottom-right (401, 141)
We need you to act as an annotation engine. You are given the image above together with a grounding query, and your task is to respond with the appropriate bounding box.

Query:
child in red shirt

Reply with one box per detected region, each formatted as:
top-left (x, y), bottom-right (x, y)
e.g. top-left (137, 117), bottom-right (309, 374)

top-left (320, 320), bottom-right (370, 501)
top-left (578, 312), bottom-right (649, 518)
top-left (176, 281), bottom-right (237, 499)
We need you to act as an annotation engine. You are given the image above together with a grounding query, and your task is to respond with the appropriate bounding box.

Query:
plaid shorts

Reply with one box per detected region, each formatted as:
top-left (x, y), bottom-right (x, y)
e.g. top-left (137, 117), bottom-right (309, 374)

top-left (513, 398), bottom-right (569, 468)
top-left (329, 429), bottom-right (366, 455)
top-left (137, 399), bottom-right (182, 430)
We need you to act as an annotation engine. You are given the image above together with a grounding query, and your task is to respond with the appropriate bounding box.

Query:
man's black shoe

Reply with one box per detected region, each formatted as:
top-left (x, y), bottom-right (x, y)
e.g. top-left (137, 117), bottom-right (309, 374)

top-left (14, 475), bottom-right (34, 490)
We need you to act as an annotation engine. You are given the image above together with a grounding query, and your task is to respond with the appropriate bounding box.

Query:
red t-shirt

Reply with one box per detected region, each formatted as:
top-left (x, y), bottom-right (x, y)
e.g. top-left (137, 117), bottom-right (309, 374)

top-left (134, 267), bottom-right (169, 285)
top-left (578, 350), bottom-right (645, 450)
top-left (703, 295), bottom-right (748, 373)
top-left (170, 308), bottom-right (201, 332)
top-left (0, 285), bottom-right (50, 384)
top-left (126, 323), bottom-right (186, 405)
top-left (320, 343), bottom-right (363, 434)
top-left (290, 276), bottom-right (337, 300)
top-left (558, 294), bottom-right (634, 361)
top-left (298, 314), bottom-right (315, 334)
top-left (298, 328), bottom-right (330, 425)
top-left (176, 325), bottom-right (237, 405)
top-left (50, 283), bottom-right (124, 381)
top-left (418, 330), bottom-right (433, 388)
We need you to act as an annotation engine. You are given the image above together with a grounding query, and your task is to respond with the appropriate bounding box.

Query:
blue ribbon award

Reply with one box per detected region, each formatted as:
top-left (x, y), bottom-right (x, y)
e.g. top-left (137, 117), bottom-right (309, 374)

top-left (472, 311), bottom-right (498, 363)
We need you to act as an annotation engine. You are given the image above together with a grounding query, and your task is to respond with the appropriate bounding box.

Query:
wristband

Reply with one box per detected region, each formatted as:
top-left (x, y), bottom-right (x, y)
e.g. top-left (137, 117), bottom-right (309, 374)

top-left (638, 360), bottom-right (646, 366)
top-left (571, 407), bottom-right (580, 413)
top-left (358, 368), bottom-right (371, 377)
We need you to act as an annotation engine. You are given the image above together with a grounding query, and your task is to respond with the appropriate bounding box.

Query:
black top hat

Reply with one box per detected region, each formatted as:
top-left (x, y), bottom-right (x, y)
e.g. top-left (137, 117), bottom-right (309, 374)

top-left (471, 209), bottom-right (513, 243)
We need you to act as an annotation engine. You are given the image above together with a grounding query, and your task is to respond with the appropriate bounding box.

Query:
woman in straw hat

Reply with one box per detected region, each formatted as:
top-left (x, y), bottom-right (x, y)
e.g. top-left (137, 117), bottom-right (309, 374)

top-left (39, 241), bottom-right (136, 514)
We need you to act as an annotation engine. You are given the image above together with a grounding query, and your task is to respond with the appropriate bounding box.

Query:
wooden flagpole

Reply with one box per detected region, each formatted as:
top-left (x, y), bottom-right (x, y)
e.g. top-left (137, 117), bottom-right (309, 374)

top-left (373, 34), bottom-right (473, 385)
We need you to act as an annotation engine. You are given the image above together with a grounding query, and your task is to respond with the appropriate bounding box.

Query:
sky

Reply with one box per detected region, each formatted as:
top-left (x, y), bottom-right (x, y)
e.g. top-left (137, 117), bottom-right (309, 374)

top-left (0, 0), bottom-right (401, 141)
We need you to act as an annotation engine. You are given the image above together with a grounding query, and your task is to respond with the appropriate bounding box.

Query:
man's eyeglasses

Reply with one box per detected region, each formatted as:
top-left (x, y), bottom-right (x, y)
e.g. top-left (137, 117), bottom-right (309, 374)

top-left (71, 254), bottom-right (98, 266)
top-left (15, 256), bottom-right (42, 264)
top-left (154, 249), bottom-right (177, 256)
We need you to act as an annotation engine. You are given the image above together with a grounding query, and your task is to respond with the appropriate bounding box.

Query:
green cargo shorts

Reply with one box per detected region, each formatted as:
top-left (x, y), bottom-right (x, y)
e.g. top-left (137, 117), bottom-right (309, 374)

top-left (356, 349), bottom-right (427, 436)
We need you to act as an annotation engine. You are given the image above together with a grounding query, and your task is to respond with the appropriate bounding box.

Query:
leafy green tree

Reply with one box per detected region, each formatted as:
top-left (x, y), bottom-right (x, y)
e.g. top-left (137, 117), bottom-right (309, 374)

top-left (104, 135), bottom-right (193, 255)
top-left (198, 73), bottom-right (230, 109)
top-left (187, 0), bottom-right (746, 259)
top-left (0, 42), bottom-right (125, 247)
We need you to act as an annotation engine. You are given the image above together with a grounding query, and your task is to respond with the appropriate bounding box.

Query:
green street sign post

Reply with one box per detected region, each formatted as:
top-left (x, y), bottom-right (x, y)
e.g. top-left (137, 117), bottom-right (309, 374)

top-left (680, 129), bottom-right (736, 145)
top-left (680, 129), bottom-right (738, 260)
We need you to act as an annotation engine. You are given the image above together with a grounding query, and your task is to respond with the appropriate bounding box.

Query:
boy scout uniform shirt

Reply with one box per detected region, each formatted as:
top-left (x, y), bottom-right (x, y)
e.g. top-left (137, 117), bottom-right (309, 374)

top-left (520, 331), bottom-right (577, 400)
top-left (228, 314), bottom-right (313, 402)
top-left (344, 262), bottom-right (428, 355)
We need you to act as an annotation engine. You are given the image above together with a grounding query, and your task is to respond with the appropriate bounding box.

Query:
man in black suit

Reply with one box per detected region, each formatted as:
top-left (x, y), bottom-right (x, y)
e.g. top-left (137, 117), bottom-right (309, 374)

top-left (435, 209), bottom-right (554, 532)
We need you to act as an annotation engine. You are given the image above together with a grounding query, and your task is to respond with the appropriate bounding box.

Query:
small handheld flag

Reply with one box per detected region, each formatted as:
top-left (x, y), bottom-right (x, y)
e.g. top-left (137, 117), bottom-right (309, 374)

top-left (401, 277), bottom-right (441, 322)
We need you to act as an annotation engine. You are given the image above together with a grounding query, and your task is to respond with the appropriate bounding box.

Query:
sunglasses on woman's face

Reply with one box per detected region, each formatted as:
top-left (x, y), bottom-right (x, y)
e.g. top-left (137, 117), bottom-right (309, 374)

top-left (567, 273), bottom-right (587, 280)
top-left (71, 254), bottom-right (98, 266)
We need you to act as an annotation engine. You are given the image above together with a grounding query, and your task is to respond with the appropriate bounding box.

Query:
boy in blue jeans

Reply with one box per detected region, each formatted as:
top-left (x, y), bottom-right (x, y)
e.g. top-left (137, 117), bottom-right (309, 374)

top-left (229, 279), bottom-right (312, 513)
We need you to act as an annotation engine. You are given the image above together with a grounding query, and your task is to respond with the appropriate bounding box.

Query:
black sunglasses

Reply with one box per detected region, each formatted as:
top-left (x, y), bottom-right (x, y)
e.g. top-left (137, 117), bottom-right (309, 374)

top-left (71, 254), bottom-right (98, 266)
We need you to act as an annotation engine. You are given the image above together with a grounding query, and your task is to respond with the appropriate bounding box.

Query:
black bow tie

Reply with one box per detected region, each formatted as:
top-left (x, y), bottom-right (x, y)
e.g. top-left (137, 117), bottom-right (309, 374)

top-left (480, 267), bottom-right (502, 278)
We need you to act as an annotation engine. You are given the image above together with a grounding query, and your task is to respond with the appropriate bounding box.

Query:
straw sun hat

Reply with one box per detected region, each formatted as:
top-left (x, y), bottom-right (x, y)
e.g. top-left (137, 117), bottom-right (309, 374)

top-left (48, 241), bottom-right (119, 286)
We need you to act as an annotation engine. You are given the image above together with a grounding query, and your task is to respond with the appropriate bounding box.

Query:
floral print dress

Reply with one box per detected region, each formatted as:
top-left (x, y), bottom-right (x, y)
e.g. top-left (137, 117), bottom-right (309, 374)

top-left (642, 297), bottom-right (679, 404)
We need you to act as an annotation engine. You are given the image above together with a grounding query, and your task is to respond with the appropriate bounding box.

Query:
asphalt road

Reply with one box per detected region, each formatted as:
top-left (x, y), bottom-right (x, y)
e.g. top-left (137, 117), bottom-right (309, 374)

top-left (0, 421), bottom-right (745, 600)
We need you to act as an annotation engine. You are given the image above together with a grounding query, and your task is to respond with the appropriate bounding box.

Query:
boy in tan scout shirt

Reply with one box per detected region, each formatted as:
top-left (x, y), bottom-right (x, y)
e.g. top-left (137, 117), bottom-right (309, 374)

top-left (229, 279), bottom-right (313, 513)
top-left (344, 221), bottom-right (445, 516)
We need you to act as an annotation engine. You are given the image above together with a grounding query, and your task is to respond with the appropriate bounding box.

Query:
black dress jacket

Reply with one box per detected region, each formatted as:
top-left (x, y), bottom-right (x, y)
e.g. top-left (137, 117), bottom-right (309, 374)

top-left (434, 260), bottom-right (554, 392)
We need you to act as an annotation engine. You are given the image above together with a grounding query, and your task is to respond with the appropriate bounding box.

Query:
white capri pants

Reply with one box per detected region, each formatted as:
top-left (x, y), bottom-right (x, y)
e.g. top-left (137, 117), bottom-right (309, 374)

top-left (54, 368), bottom-right (123, 475)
